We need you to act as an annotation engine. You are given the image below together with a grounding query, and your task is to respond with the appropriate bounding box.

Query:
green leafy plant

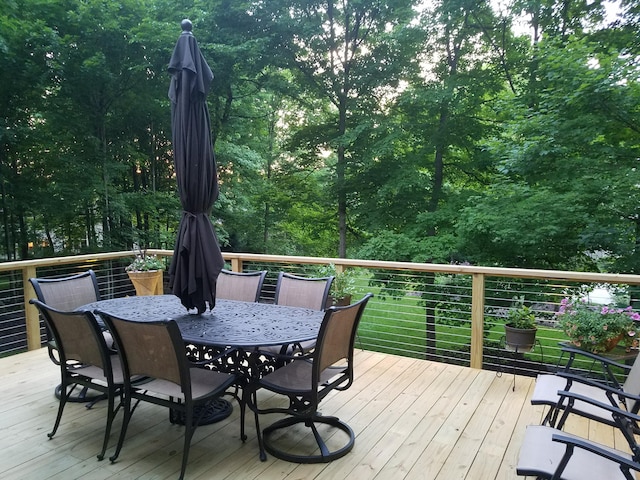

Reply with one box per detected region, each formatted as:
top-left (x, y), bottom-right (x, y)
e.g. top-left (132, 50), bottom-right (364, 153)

top-left (125, 250), bottom-right (165, 272)
top-left (557, 297), bottom-right (640, 353)
top-left (506, 304), bottom-right (537, 330)
top-left (317, 264), bottom-right (356, 301)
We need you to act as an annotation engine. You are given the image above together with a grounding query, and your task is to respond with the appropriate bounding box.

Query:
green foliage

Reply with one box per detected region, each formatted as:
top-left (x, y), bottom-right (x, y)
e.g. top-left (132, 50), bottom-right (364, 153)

top-left (125, 250), bottom-right (165, 272)
top-left (2, 0), bottom-right (640, 278)
top-left (506, 304), bottom-right (537, 329)
top-left (316, 264), bottom-right (357, 300)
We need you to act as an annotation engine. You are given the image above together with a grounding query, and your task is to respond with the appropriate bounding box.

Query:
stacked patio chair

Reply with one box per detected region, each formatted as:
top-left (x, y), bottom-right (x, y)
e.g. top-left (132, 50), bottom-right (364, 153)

top-left (531, 344), bottom-right (640, 431)
top-left (29, 270), bottom-right (103, 365)
top-left (517, 344), bottom-right (640, 478)
top-left (30, 300), bottom-right (123, 461)
top-left (517, 390), bottom-right (640, 479)
top-left (215, 269), bottom-right (267, 302)
top-left (248, 293), bottom-right (373, 463)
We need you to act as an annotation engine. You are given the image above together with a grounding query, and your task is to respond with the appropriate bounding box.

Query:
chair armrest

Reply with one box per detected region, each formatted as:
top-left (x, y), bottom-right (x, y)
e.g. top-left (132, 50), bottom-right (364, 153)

top-left (555, 371), bottom-right (637, 400)
top-left (255, 347), bottom-right (314, 363)
top-left (551, 432), bottom-right (640, 474)
top-left (559, 344), bottom-right (631, 388)
top-left (560, 344), bottom-right (631, 371)
top-left (558, 389), bottom-right (640, 423)
top-left (554, 371), bottom-right (640, 416)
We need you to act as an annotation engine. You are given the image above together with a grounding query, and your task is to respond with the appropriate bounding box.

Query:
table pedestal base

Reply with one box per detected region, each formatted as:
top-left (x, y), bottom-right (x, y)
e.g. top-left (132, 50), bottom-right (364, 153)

top-left (169, 398), bottom-right (233, 425)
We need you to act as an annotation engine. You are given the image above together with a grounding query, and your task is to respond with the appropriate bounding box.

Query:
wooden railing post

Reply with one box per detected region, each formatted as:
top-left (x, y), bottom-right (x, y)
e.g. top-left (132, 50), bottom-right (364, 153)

top-left (22, 266), bottom-right (40, 351)
top-left (230, 258), bottom-right (243, 273)
top-left (470, 273), bottom-right (485, 369)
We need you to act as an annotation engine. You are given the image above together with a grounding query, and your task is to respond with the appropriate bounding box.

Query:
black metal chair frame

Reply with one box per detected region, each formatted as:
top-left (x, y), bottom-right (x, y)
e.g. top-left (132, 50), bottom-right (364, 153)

top-left (247, 293), bottom-right (373, 463)
top-left (99, 312), bottom-right (244, 480)
top-left (30, 299), bottom-right (122, 461)
top-left (518, 389), bottom-right (640, 479)
top-left (30, 270), bottom-right (104, 403)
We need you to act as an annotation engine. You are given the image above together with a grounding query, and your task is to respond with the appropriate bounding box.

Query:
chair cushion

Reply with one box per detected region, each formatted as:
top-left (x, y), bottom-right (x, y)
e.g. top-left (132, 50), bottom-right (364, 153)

top-left (517, 425), bottom-right (631, 480)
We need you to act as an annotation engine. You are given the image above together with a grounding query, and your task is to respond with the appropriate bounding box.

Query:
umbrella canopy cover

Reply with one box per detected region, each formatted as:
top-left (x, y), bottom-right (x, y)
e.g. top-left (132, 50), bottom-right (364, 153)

top-left (167, 20), bottom-right (224, 313)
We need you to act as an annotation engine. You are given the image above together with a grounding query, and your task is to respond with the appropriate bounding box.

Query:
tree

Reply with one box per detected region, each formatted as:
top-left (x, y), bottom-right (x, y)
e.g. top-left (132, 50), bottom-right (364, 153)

top-left (250, 0), bottom-right (418, 257)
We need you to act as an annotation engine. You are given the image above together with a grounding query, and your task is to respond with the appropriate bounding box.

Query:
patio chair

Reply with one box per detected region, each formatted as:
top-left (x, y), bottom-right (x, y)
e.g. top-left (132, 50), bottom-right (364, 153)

top-left (99, 312), bottom-right (241, 480)
top-left (29, 270), bottom-right (106, 402)
top-left (274, 271), bottom-right (334, 310)
top-left (265, 272), bottom-right (334, 355)
top-left (216, 269), bottom-right (267, 302)
top-left (30, 299), bottom-right (123, 461)
top-left (517, 390), bottom-right (640, 479)
top-left (247, 293), bottom-right (373, 463)
top-left (531, 344), bottom-right (640, 431)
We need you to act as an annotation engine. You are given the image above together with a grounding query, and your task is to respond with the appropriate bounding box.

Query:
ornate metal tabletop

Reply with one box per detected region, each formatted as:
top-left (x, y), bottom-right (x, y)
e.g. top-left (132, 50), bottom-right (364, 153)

top-left (81, 294), bottom-right (324, 348)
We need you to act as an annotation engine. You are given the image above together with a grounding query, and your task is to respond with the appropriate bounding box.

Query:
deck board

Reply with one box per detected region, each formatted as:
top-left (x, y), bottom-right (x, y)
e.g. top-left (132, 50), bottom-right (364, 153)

top-left (0, 348), bottom-right (629, 480)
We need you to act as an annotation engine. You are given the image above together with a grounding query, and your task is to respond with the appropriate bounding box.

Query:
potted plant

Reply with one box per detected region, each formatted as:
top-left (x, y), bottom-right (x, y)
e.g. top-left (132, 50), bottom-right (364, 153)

top-left (504, 301), bottom-right (537, 352)
top-left (318, 264), bottom-right (356, 307)
top-left (557, 297), bottom-right (640, 353)
top-left (125, 250), bottom-right (165, 296)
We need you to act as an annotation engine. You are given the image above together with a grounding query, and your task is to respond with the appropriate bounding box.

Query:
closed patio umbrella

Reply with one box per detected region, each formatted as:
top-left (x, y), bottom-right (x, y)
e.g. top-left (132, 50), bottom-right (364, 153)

top-left (167, 19), bottom-right (223, 313)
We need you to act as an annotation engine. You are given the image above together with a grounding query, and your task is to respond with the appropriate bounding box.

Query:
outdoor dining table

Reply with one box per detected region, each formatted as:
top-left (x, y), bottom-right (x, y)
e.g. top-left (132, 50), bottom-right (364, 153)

top-left (79, 294), bottom-right (324, 424)
top-left (81, 294), bottom-right (323, 371)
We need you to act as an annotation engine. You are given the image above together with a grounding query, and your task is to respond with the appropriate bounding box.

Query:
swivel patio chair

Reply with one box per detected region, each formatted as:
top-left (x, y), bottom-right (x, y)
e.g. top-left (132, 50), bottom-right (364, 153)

top-left (99, 311), bottom-right (242, 480)
top-left (517, 390), bottom-right (640, 479)
top-left (248, 293), bottom-right (373, 463)
top-left (266, 271), bottom-right (334, 355)
top-left (30, 300), bottom-right (123, 461)
top-left (216, 269), bottom-right (267, 302)
top-left (531, 344), bottom-right (640, 431)
top-left (29, 270), bottom-right (105, 402)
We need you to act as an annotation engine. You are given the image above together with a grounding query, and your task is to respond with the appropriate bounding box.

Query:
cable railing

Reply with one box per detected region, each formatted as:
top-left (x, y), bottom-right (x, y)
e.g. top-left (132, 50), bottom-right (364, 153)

top-left (4, 250), bottom-right (640, 379)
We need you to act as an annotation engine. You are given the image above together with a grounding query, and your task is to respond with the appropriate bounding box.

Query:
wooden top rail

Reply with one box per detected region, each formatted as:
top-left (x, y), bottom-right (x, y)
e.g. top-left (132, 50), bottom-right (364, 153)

top-left (12, 250), bottom-right (640, 367)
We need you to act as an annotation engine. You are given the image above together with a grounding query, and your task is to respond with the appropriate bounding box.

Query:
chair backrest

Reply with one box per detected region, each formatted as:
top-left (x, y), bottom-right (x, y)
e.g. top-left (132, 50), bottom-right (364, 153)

top-left (100, 313), bottom-right (186, 392)
top-left (314, 293), bottom-right (373, 386)
top-left (216, 269), bottom-right (267, 302)
top-left (274, 272), bottom-right (334, 311)
top-left (623, 353), bottom-right (640, 412)
top-left (30, 270), bottom-right (101, 311)
top-left (30, 299), bottom-right (111, 373)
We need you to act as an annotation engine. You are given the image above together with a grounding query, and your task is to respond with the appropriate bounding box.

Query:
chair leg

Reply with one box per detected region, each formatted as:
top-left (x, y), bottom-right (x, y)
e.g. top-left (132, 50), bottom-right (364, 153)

top-left (109, 393), bottom-right (132, 463)
top-left (98, 388), bottom-right (117, 461)
top-left (48, 377), bottom-right (70, 439)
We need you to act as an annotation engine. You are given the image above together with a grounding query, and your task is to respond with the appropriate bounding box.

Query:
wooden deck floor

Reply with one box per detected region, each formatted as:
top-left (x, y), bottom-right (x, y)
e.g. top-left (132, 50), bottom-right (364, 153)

top-left (0, 348), bottom-right (629, 480)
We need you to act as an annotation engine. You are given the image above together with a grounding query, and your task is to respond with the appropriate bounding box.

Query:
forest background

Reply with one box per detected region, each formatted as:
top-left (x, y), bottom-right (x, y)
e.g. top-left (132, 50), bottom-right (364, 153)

top-left (1, 0), bottom-right (639, 275)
